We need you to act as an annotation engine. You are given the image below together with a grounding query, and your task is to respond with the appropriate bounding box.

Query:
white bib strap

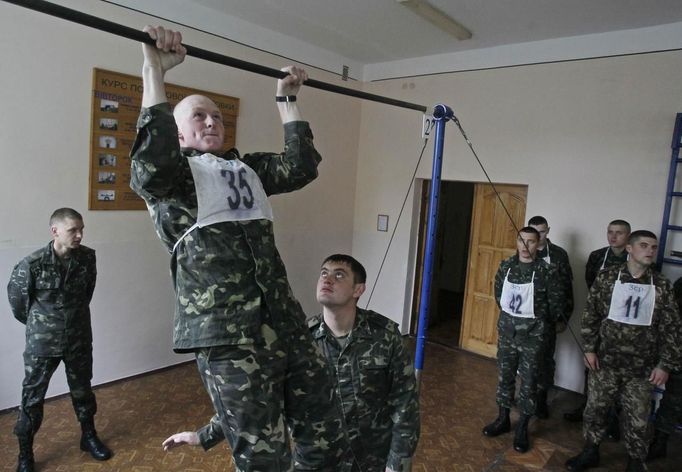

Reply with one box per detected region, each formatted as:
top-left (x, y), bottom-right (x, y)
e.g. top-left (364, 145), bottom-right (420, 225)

top-left (172, 222), bottom-right (200, 255)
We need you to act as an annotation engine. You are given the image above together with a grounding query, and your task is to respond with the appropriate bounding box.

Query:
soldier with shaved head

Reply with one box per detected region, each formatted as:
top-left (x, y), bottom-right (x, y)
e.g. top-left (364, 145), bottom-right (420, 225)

top-left (130, 26), bottom-right (349, 471)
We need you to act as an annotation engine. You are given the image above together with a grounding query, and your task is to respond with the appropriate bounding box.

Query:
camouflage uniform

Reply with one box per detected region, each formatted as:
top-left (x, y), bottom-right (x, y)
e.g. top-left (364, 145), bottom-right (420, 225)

top-left (308, 309), bottom-right (420, 472)
top-left (651, 277), bottom-right (682, 435)
top-left (7, 241), bottom-right (98, 437)
top-left (581, 264), bottom-right (682, 460)
top-left (576, 246), bottom-right (628, 409)
top-left (130, 103), bottom-right (348, 471)
top-left (585, 246), bottom-right (629, 290)
top-left (535, 240), bottom-right (574, 393)
top-left (494, 255), bottom-right (564, 415)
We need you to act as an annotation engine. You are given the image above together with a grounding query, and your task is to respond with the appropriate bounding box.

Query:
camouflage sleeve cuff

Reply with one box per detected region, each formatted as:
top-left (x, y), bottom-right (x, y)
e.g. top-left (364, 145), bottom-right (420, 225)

top-left (283, 120), bottom-right (314, 140)
top-left (136, 102), bottom-right (173, 129)
top-left (386, 451), bottom-right (412, 471)
top-left (196, 421), bottom-right (225, 451)
top-left (583, 344), bottom-right (598, 353)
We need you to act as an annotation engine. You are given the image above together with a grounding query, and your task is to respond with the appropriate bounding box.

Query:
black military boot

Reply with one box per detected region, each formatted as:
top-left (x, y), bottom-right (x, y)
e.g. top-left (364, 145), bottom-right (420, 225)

top-left (80, 419), bottom-right (112, 461)
top-left (513, 414), bottom-right (531, 453)
top-left (625, 456), bottom-right (646, 472)
top-left (16, 434), bottom-right (35, 472)
top-left (565, 442), bottom-right (600, 471)
top-left (646, 429), bottom-right (668, 462)
top-left (482, 407), bottom-right (511, 437)
top-left (536, 390), bottom-right (549, 419)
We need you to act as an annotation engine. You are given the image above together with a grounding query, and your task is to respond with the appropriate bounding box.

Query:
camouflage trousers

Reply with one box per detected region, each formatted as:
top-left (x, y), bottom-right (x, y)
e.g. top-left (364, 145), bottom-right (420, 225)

top-left (14, 348), bottom-right (97, 437)
top-left (195, 318), bottom-right (350, 472)
top-left (583, 367), bottom-right (651, 460)
top-left (495, 333), bottom-right (543, 416)
top-left (654, 371), bottom-right (682, 435)
top-left (537, 326), bottom-right (556, 392)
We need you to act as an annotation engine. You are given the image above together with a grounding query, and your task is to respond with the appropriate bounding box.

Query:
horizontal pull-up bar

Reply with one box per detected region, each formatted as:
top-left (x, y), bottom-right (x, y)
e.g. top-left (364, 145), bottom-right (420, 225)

top-left (3, 0), bottom-right (428, 113)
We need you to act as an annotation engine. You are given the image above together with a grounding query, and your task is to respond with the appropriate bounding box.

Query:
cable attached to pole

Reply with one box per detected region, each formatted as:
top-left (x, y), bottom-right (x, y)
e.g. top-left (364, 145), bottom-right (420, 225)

top-left (1, 0), bottom-right (428, 113)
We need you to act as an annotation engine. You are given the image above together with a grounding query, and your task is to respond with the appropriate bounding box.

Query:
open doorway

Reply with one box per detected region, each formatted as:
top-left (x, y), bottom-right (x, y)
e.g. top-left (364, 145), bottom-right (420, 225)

top-left (411, 181), bottom-right (528, 356)
top-left (410, 180), bottom-right (474, 347)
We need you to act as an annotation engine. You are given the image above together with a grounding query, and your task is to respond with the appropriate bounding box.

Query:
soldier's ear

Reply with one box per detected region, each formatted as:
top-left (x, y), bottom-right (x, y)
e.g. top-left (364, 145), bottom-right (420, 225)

top-left (50, 225), bottom-right (58, 238)
top-left (353, 283), bottom-right (366, 299)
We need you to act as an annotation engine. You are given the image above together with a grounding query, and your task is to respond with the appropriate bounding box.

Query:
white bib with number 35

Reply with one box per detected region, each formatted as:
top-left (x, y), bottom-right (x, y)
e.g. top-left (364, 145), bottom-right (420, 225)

top-left (607, 271), bottom-right (655, 326)
top-left (500, 268), bottom-right (535, 318)
top-left (189, 153), bottom-right (273, 225)
top-left (172, 154), bottom-right (273, 254)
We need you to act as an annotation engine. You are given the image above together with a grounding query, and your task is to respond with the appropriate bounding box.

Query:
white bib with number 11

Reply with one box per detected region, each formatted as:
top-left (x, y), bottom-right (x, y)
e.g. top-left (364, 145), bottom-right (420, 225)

top-left (607, 271), bottom-right (655, 326)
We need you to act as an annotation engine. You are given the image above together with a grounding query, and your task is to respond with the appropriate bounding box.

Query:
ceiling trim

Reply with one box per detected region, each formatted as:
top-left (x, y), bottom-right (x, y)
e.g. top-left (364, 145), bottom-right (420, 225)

top-left (363, 22), bottom-right (682, 81)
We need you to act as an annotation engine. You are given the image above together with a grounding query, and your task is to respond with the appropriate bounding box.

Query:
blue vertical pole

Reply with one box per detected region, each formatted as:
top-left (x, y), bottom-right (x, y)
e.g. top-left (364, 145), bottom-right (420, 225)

top-left (415, 104), bottom-right (453, 384)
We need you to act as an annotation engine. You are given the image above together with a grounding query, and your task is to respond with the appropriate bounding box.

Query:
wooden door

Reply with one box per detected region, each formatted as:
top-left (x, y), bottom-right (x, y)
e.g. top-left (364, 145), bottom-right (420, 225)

top-left (459, 183), bottom-right (527, 358)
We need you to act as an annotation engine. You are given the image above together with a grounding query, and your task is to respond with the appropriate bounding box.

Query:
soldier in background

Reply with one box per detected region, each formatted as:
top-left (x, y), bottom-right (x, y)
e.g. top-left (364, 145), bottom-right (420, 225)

top-left (7, 208), bottom-right (111, 472)
top-left (528, 215), bottom-right (574, 419)
top-left (647, 276), bottom-right (682, 462)
top-left (564, 220), bottom-right (631, 438)
top-left (566, 230), bottom-right (682, 472)
top-left (308, 254), bottom-right (420, 471)
top-left (482, 227), bottom-right (564, 453)
top-left (132, 26), bottom-right (349, 470)
top-left (584, 220), bottom-right (631, 290)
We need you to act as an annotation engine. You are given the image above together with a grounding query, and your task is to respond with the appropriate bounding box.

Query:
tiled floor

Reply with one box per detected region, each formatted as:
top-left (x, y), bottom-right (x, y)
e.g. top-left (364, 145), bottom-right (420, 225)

top-left (0, 342), bottom-right (678, 471)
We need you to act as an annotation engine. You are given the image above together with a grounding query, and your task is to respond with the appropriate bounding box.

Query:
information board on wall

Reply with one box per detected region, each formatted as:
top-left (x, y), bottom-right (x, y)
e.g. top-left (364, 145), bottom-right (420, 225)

top-left (89, 68), bottom-right (240, 210)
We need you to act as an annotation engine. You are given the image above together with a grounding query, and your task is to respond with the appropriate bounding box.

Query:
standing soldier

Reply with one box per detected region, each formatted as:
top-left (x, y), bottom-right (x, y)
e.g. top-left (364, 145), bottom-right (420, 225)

top-left (7, 208), bottom-right (111, 472)
top-left (308, 254), bottom-right (420, 471)
top-left (565, 219), bottom-right (631, 437)
top-left (528, 216), bottom-right (574, 418)
top-left (566, 230), bottom-right (682, 472)
top-left (647, 275), bottom-right (682, 462)
top-left (584, 220), bottom-right (631, 290)
top-left (482, 227), bottom-right (564, 453)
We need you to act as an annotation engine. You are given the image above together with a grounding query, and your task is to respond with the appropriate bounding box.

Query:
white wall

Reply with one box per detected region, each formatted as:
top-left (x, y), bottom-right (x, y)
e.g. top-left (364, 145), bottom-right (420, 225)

top-left (353, 51), bottom-right (682, 392)
top-left (0, 0), bottom-right (360, 410)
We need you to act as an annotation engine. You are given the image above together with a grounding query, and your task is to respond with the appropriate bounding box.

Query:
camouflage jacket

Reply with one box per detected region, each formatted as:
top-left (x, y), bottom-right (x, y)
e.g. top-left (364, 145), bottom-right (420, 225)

top-left (308, 309), bottom-right (420, 472)
top-left (582, 264), bottom-right (682, 375)
top-left (536, 239), bottom-right (574, 319)
top-left (7, 241), bottom-right (96, 356)
top-left (494, 255), bottom-right (565, 339)
top-left (585, 246), bottom-right (628, 289)
top-left (130, 103), bottom-right (320, 351)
